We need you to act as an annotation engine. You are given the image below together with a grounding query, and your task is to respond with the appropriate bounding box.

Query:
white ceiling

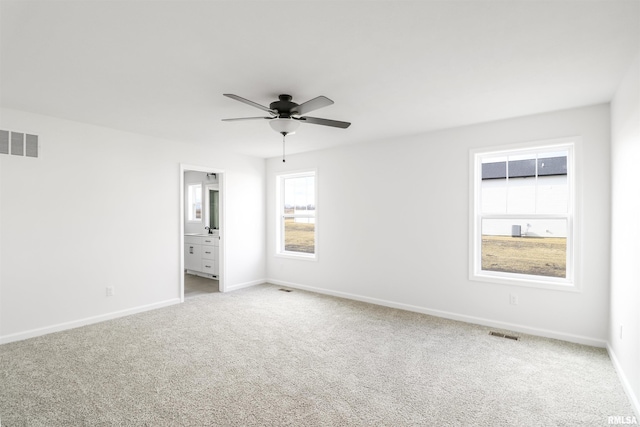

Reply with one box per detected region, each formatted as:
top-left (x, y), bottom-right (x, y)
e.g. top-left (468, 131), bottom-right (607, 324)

top-left (1, 1), bottom-right (639, 158)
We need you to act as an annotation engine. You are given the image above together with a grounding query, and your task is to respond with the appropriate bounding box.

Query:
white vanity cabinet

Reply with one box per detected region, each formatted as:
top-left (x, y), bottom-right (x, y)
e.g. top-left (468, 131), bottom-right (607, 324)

top-left (184, 234), bottom-right (219, 278)
top-left (201, 235), bottom-right (219, 276)
top-left (184, 237), bottom-right (202, 271)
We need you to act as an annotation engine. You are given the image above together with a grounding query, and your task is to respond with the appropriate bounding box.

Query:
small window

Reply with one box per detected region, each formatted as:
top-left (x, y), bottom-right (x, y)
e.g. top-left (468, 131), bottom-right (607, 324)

top-left (276, 171), bottom-right (316, 259)
top-left (470, 139), bottom-right (577, 290)
top-left (187, 183), bottom-right (202, 222)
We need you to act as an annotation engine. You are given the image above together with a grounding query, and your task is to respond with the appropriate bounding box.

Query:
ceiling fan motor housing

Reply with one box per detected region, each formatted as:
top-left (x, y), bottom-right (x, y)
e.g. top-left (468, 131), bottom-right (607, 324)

top-left (270, 94), bottom-right (298, 118)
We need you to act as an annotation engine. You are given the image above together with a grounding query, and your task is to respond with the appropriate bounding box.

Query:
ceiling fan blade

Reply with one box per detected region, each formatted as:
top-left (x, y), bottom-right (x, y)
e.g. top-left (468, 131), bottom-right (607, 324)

top-left (291, 96), bottom-right (334, 115)
top-left (223, 94), bottom-right (275, 114)
top-left (221, 116), bottom-right (272, 122)
top-left (298, 116), bottom-right (351, 129)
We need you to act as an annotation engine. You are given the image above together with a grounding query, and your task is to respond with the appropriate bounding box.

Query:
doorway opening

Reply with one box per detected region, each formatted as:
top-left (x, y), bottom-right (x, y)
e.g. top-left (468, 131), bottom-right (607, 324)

top-left (180, 164), bottom-right (225, 302)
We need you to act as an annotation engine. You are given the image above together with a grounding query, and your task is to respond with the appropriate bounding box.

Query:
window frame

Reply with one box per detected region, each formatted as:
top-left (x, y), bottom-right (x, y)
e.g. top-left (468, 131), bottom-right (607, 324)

top-left (469, 138), bottom-right (580, 292)
top-left (275, 169), bottom-right (318, 261)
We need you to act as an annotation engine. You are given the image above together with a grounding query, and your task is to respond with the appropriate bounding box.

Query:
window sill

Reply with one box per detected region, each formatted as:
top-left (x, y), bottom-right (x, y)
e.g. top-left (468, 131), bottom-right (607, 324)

top-left (471, 271), bottom-right (579, 292)
top-left (276, 252), bottom-right (317, 262)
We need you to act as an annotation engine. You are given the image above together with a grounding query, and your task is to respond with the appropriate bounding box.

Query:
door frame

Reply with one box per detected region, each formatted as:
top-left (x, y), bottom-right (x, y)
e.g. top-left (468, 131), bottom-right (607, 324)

top-left (179, 164), bottom-right (226, 301)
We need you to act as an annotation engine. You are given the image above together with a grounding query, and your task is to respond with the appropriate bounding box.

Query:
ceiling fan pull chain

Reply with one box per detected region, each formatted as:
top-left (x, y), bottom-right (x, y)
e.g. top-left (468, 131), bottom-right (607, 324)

top-left (282, 134), bottom-right (286, 163)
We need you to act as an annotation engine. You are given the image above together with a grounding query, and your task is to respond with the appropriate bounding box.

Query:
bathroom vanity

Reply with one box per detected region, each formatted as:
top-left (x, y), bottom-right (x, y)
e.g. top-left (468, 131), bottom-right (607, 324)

top-left (184, 232), bottom-right (219, 279)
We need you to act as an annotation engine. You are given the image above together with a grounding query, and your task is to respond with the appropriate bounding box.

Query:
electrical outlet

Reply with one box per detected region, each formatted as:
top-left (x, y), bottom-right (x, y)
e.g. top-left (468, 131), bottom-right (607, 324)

top-left (106, 286), bottom-right (114, 297)
top-left (509, 294), bottom-right (519, 305)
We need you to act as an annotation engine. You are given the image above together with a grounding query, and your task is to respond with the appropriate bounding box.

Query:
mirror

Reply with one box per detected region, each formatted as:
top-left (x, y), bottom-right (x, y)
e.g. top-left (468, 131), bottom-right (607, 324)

top-left (205, 184), bottom-right (219, 231)
top-left (209, 189), bottom-right (219, 230)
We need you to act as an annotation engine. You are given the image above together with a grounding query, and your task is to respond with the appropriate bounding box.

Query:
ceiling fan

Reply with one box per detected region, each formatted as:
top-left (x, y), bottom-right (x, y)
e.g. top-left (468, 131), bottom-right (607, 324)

top-left (222, 93), bottom-right (351, 133)
top-left (222, 93), bottom-right (351, 162)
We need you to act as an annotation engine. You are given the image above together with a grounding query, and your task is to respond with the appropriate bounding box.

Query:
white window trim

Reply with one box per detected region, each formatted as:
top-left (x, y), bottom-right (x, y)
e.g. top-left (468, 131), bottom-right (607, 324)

top-left (276, 169), bottom-right (318, 261)
top-left (469, 137), bottom-right (581, 292)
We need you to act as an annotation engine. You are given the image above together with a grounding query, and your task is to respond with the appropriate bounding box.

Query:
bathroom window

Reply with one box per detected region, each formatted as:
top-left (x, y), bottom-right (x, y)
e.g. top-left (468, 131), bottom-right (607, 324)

top-left (187, 183), bottom-right (202, 222)
top-left (276, 170), bottom-right (317, 259)
top-left (470, 139), bottom-right (578, 290)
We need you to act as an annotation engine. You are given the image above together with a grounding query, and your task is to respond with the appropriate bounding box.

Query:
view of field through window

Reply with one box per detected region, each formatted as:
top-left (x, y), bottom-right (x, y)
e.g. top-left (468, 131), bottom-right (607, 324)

top-left (282, 173), bottom-right (315, 254)
top-left (481, 236), bottom-right (566, 278)
top-left (284, 217), bottom-right (315, 253)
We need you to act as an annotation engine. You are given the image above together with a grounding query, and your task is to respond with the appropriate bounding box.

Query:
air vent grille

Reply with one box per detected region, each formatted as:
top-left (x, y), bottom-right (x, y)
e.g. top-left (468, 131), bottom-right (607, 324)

top-left (11, 132), bottom-right (24, 156)
top-left (0, 130), bottom-right (8, 154)
top-left (489, 331), bottom-right (520, 341)
top-left (25, 134), bottom-right (38, 157)
top-left (1, 130), bottom-right (39, 158)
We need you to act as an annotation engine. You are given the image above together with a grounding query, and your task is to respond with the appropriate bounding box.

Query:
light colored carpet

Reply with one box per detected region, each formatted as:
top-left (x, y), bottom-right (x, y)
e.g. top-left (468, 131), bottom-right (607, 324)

top-left (0, 284), bottom-right (634, 426)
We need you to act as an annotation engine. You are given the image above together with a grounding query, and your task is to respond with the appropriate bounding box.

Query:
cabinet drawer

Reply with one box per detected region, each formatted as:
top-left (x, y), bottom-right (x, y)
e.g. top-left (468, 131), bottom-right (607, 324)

top-left (202, 236), bottom-right (219, 246)
top-left (202, 246), bottom-right (217, 260)
top-left (202, 260), bottom-right (217, 274)
top-left (185, 243), bottom-right (202, 257)
top-left (184, 235), bottom-right (202, 245)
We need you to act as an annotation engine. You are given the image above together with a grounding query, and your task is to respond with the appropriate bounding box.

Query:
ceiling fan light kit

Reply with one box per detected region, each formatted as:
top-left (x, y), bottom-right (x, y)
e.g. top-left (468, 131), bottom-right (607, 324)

top-left (222, 93), bottom-right (351, 162)
top-left (269, 118), bottom-right (300, 136)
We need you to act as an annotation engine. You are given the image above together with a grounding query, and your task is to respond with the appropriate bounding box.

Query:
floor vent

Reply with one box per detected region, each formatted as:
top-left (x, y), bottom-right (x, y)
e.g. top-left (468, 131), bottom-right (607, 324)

top-left (278, 288), bottom-right (293, 292)
top-left (489, 331), bottom-right (520, 341)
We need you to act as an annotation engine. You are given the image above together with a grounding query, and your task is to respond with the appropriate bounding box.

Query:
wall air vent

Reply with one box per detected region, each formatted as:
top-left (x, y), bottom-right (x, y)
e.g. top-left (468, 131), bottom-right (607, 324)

top-left (1, 130), bottom-right (39, 158)
top-left (25, 134), bottom-right (39, 157)
top-left (0, 130), bottom-right (8, 154)
top-left (10, 132), bottom-right (23, 156)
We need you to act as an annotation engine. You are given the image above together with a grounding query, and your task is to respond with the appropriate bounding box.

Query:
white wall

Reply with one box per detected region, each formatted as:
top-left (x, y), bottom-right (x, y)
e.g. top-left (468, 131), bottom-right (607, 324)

top-left (0, 108), bottom-right (266, 342)
top-left (609, 54), bottom-right (640, 415)
top-left (266, 104), bottom-right (611, 346)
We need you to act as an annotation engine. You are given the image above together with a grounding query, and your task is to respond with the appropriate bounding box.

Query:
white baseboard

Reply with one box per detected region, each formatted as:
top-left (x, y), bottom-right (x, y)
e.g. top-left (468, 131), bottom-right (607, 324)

top-left (0, 298), bottom-right (181, 345)
top-left (223, 278), bottom-right (265, 293)
top-left (267, 278), bottom-right (607, 348)
top-left (607, 344), bottom-right (640, 418)
top-left (2, 279), bottom-right (266, 344)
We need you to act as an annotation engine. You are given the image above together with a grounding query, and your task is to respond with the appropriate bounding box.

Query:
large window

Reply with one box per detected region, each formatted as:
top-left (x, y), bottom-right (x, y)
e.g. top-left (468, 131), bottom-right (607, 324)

top-left (276, 171), bottom-right (316, 258)
top-left (470, 139), bottom-right (577, 290)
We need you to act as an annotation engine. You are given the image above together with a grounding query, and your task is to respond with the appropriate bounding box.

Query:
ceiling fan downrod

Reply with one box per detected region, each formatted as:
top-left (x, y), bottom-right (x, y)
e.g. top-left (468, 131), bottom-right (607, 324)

top-left (282, 133), bottom-right (286, 163)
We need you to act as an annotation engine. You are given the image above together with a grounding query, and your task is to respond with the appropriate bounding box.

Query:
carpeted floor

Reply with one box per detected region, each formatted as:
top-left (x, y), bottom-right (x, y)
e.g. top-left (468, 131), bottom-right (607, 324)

top-left (0, 284), bottom-right (634, 426)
